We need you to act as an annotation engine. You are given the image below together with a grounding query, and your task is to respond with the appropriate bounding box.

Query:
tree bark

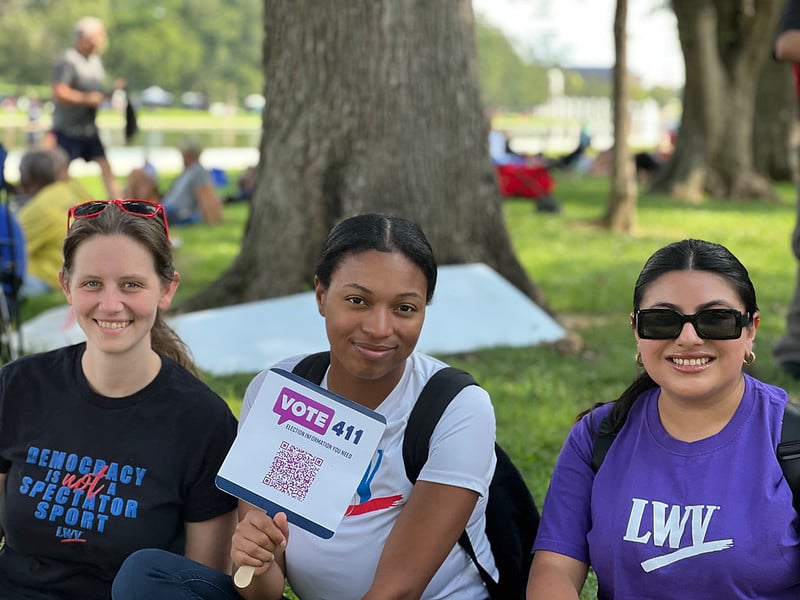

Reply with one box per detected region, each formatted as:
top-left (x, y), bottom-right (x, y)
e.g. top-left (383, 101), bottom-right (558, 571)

top-left (754, 58), bottom-right (796, 182)
top-left (652, 0), bottom-right (784, 200)
top-left (181, 0), bottom-right (544, 313)
top-left (602, 0), bottom-right (638, 233)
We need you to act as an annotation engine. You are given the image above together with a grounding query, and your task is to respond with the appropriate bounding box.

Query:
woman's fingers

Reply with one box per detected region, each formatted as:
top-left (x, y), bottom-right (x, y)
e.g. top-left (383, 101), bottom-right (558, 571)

top-left (231, 509), bottom-right (286, 573)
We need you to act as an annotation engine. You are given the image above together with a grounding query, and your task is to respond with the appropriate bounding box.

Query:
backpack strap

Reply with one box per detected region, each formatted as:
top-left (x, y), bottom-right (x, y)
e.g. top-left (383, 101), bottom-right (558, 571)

top-left (291, 351), bottom-right (331, 384)
top-left (402, 367), bottom-right (477, 481)
top-left (778, 401), bottom-right (800, 515)
top-left (402, 368), bottom-right (499, 595)
top-left (591, 414), bottom-right (617, 473)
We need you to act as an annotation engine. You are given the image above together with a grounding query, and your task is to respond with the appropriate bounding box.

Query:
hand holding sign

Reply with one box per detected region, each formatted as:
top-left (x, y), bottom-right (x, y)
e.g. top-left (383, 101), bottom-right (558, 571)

top-left (231, 509), bottom-right (289, 589)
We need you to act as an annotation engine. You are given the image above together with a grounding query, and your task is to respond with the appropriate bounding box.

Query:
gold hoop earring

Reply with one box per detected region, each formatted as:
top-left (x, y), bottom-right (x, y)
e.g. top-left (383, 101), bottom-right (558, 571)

top-left (635, 352), bottom-right (643, 368)
top-left (743, 351), bottom-right (756, 366)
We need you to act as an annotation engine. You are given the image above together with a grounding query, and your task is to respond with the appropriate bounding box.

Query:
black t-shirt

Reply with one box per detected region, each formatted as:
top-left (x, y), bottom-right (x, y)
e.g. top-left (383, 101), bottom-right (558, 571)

top-left (0, 343), bottom-right (238, 599)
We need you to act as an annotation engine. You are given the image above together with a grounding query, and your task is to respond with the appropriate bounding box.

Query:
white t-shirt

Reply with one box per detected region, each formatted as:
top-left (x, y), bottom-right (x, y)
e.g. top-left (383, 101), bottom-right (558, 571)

top-left (241, 352), bottom-right (497, 599)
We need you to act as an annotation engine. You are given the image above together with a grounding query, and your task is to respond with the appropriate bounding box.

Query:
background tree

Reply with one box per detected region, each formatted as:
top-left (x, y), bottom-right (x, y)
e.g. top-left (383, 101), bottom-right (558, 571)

top-left (753, 57), bottom-right (797, 182)
top-left (0, 1), bottom-right (679, 110)
top-left (0, 0), bottom-right (108, 90)
top-left (181, 0), bottom-right (543, 313)
top-left (475, 20), bottom-right (549, 111)
top-left (602, 0), bottom-right (637, 233)
top-left (106, 0), bottom-right (263, 100)
top-left (0, 0), bottom-right (263, 103)
top-left (652, 0), bottom-right (784, 200)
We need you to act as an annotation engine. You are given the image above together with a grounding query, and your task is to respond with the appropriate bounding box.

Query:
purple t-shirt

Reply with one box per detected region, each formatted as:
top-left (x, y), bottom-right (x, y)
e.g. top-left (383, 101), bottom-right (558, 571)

top-left (534, 374), bottom-right (800, 599)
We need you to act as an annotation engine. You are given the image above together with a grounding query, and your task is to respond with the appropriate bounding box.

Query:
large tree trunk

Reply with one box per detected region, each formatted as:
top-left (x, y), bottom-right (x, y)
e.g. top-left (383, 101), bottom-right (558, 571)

top-left (754, 57), bottom-right (796, 181)
top-left (602, 0), bottom-right (637, 233)
top-left (181, 0), bottom-right (543, 313)
top-left (652, 0), bottom-right (784, 200)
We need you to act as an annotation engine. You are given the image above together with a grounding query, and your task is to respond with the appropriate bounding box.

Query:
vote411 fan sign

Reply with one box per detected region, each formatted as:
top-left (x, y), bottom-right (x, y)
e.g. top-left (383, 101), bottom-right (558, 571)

top-left (216, 368), bottom-right (386, 539)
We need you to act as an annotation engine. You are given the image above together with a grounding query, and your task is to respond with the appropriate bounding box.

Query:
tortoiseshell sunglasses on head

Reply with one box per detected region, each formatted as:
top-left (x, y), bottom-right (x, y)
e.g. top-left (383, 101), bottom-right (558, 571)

top-left (67, 199), bottom-right (169, 238)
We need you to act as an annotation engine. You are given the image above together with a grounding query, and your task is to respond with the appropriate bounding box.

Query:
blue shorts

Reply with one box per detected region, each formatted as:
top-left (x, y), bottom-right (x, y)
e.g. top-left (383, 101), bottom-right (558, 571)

top-left (53, 130), bottom-right (106, 162)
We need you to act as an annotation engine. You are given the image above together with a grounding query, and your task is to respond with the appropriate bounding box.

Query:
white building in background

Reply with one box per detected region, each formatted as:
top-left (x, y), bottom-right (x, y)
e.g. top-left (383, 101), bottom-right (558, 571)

top-left (510, 96), bottom-right (674, 156)
top-left (547, 68), bottom-right (565, 99)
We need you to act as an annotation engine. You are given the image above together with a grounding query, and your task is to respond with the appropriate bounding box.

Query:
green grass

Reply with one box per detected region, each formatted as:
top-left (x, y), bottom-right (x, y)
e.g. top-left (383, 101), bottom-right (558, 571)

top-left (20, 173), bottom-right (800, 598)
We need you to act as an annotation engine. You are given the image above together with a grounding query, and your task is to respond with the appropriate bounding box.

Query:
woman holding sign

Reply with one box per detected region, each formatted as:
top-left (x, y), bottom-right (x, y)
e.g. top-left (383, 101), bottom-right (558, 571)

top-left (114, 213), bottom-right (498, 599)
top-left (0, 200), bottom-right (238, 599)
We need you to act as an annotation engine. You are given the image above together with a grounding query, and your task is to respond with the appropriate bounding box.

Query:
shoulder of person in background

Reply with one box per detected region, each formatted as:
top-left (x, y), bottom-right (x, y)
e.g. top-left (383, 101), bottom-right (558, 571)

top-left (775, 0), bottom-right (800, 63)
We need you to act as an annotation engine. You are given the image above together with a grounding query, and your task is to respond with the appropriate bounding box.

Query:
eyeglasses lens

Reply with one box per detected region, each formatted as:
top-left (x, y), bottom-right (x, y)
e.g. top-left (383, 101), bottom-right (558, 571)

top-left (695, 311), bottom-right (739, 338)
top-left (72, 201), bottom-right (109, 218)
top-left (119, 201), bottom-right (160, 216)
top-left (637, 309), bottom-right (745, 340)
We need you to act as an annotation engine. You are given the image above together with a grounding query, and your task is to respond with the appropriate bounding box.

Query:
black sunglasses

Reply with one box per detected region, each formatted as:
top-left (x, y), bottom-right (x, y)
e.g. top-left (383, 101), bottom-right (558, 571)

top-left (634, 308), bottom-right (751, 340)
top-left (67, 199), bottom-right (169, 238)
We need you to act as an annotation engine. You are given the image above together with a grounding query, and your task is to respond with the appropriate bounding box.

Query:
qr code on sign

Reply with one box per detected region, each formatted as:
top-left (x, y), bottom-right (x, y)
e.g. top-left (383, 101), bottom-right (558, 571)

top-left (263, 441), bottom-right (324, 501)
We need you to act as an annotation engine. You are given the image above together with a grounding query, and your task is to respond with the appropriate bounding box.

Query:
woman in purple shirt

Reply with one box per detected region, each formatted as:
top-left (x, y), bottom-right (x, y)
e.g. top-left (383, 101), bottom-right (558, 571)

top-left (528, 239), bottom-right (800, 599)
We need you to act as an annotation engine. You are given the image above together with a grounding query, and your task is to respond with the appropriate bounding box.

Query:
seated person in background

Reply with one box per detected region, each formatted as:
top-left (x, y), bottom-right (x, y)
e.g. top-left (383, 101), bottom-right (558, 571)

top-left (548, 125), bottom-right (592, 170)
top-left (11, 147), bottom-right (57, 212)
top-left (0, 204), bottom-right (26, 317)
top-left (587, 131), bottom-right (675, 181)
top-left (633, 130), bottom-right (675, 182)
top-left (16, 147), bottom-right (92, 295)
top-left (0, 144), bottom-right (26, 315)
top-left (160, 137), bottom-right (222, 226)
top-left (122, 160), bottom-right (160, 203)
top-left (488, 129), bottom-right (532, 166)
top-left (225, 164), bottom-right (256, 203)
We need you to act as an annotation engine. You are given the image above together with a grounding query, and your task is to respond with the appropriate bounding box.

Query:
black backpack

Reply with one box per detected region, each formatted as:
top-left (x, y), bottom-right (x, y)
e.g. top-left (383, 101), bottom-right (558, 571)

top-left (591, 400), bottom-right (800, 513)
top-left (292, 352), bottom-right (539, 600)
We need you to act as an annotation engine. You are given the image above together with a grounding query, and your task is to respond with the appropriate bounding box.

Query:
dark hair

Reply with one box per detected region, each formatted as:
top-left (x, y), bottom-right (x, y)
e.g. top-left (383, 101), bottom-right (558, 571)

top-left (61, 204), bottom-right (197, 374)
top-left (19, 149), bottom-right (57, 190)
top-left (600, 239), bottom-right (758, 431)
top-left (315, 213), bottom-right (437, 303)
